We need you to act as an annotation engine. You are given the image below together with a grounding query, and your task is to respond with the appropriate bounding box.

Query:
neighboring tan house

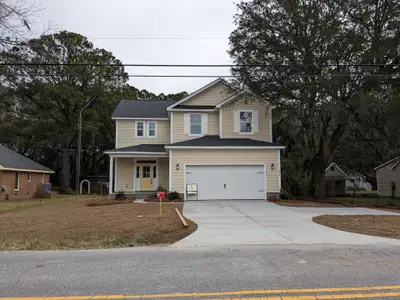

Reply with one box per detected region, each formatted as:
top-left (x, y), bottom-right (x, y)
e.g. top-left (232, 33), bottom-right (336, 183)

top-left (346, 170), bottom-right (372, 191)
top-left (0, 144), bottom-right (54, 200)
top-left (105, 78), bottom-right (284, 200)
top-left (375, 157), bottom-right (399, 198)
top-left (325, 162), bottom-right (350, 197)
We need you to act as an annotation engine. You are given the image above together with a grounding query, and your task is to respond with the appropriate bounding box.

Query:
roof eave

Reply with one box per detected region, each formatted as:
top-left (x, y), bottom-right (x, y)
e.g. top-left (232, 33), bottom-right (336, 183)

top-left (164, 146), bottom-right (285, 150)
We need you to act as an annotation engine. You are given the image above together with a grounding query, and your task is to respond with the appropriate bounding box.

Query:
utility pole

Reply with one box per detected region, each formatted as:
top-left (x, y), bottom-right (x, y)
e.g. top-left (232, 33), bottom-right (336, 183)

top-left (75, 100), bottom-right (92, 194)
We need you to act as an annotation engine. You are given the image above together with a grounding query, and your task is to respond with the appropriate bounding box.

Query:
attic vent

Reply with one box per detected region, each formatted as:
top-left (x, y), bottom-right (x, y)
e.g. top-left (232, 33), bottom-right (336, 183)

top-left (330, 166), bottom-right (334, 171)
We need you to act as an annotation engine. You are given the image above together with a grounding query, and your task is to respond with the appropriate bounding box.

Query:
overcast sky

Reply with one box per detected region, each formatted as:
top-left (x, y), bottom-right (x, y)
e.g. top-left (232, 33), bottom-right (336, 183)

top-left (31, 0), bottom-right (238, 95)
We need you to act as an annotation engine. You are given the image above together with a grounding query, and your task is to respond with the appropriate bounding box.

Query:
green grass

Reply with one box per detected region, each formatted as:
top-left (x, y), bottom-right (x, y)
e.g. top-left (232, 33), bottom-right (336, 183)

top-left (346, 190), bottom-right (378, 198)
top-left (0, 194), bottom-right (94, 214)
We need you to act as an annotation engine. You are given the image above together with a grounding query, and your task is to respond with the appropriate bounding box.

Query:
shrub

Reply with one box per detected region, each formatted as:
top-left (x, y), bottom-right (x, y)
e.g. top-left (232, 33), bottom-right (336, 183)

top-left (280, 189), bottom-right (291, 200)
top-left (115, 190), bottom-right (127, 200)
top-left (168, 191), bottom-right (181, 201)
top-left (156, 185), bottom-right (167, 192)
top-left (54, 187), bottom-right (76, 195)
top-left (134, 235), bottom-right (147, 245)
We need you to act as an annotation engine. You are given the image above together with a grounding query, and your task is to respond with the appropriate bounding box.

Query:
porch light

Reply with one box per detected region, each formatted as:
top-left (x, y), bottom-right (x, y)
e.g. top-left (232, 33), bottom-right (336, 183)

top-left (271, 163), bottom-right (275, 170)
top-left (176, 163), bottom-right (180, 170)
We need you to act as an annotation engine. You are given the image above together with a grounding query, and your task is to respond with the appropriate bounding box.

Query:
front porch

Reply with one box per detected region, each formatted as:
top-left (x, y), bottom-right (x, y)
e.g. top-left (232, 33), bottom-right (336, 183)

top-left (109, 156), bottom-right (169, 195)
top-left (105, 145), bottom-right (170, 195)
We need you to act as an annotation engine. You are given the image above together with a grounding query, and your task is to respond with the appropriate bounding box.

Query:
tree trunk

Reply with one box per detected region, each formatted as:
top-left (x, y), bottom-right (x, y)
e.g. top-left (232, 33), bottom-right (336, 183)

top-left (314, 171), bottom-right (326, 199)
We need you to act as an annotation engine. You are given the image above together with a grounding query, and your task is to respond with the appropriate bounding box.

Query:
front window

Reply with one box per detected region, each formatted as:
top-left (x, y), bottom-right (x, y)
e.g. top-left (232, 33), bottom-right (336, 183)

top-left (153, 166), bottom-right (157, 178)
top-left (240, 111), bottom-right (253, 133)
top-left (15, 172), bottom-right (19, 191)
top-left (27, 172), bottom-right (31, 182)
top-left (148, 122), bottom-right (156, 137)
top-left (136, 122), bottom-right (144, 137)
top-left (190, 114), bottom-right (202, 135)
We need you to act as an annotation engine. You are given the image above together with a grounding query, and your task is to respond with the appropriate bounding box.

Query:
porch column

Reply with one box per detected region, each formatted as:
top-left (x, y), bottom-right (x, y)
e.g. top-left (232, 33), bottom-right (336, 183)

top-left (109, 156), bottom-right (114, 194)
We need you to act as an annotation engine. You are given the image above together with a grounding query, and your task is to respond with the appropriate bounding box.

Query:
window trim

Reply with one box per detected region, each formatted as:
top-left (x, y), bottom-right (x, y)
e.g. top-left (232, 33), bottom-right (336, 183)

top-left (135, 121), bottom-right (145, 138)
top-left (239, 110), bottom-right (254, 134)
top-left (189, 113), bottom-right (203, 136)
top-left (147, 121), bottom-right (157, 138)
top-left (27, 172), bottom-right (31, 182)
top-left (15, 172), bottom-right (20, 191)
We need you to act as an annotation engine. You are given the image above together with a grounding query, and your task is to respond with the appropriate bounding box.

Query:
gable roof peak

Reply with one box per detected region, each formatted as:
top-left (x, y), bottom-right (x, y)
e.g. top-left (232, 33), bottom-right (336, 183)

top-left (167, 77), bottom-right (231, 110)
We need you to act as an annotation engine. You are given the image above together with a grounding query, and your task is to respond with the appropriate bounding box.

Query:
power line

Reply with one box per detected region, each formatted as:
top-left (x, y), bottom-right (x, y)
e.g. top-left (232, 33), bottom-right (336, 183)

top-left (1, 63), bottom-right (400, 67)
top-left (10, 73), bottom-right (399, 78)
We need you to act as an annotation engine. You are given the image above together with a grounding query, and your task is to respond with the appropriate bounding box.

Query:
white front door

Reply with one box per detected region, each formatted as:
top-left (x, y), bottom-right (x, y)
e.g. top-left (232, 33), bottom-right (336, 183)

top-left (185, 165), bottom-right (265, 200)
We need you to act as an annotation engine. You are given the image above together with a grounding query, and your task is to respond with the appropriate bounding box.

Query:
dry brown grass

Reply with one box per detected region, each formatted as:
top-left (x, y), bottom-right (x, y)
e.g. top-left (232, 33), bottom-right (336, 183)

top-left (0, 199), bottom-right (196, 250)
top-left (86, 199), bottom-right (135, 206)
top-left (313, 214), bottom-right (400, 240)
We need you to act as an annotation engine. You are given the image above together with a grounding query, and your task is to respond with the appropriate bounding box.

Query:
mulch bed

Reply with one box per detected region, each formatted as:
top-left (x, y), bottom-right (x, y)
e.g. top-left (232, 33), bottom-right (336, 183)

top-left (313, 215), bottom-right (400, 240)
top-left (274, 200), bottom-right (343, 207)
top-left (0, 200), bottom-right (196, 250)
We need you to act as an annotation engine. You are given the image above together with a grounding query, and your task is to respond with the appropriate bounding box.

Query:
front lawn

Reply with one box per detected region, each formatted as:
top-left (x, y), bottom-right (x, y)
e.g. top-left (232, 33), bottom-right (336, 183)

top-left (313, 215), bottom-right (400, 240)
top-left (0, 198), bottom-right (196, 250)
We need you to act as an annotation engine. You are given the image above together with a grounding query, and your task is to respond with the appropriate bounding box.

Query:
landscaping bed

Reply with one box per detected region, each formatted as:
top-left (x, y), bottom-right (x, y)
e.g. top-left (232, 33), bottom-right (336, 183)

top-left (0, 198), bottom-right (196, 250)
top-left (275, 197), bottom-right (399, 211)
top-left (313, 214), bottom-right (400, 240)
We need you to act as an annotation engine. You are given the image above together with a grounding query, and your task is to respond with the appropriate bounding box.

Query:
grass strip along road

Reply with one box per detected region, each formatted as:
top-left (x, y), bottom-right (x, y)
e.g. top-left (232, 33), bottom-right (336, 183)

top-left (0, 285), bottom-right (399, 300)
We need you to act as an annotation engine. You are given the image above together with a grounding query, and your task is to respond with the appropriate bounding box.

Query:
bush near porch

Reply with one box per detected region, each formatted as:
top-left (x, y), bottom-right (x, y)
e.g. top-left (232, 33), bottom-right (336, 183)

top-left (0, 196), bottom-right (196, 250)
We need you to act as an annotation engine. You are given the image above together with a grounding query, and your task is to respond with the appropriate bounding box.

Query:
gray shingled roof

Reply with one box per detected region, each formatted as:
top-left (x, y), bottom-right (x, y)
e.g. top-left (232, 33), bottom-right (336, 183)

top-left (106, 144), bottom-right (167, 153)
top-left (166, 135), bottom-right (283, 147)
top-left (0, 144), bottom-right (53, 172)
top-left (174, 105), bottom-right (216, 110)
top-left (112, 100), bottom-right (177, 119)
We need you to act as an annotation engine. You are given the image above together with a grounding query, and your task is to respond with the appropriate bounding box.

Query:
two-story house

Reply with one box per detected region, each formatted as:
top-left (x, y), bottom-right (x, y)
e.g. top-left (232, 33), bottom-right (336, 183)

top-left (105, 78), bottom-right (284, 200)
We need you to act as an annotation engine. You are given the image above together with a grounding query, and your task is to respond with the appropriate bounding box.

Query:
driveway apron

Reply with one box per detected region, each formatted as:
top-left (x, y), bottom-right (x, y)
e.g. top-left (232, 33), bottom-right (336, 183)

top-left (172, 200), bottom-right (400, 247)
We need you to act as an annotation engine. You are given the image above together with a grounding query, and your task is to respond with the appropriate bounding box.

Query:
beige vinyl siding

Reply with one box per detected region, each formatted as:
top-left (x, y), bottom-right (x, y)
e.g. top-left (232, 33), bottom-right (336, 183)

top-left (158, 158), bottom-right (169, 190)
top-left (184, 82), bottom-right (233, 106)
top-left (377, 164), bottom-right (400, 197)
top-left (115, 158), bottom-right (134, 192)
top-left (221, 96), bottom-right (271, 142)
top-left (117, 120), bottom-right (170, 148)
top-left (170, 149), bottom-right (280, 194)
top-left (173, 112), bottom-right (219, 143)
top-left (115, 157), bottom-right (169, 192)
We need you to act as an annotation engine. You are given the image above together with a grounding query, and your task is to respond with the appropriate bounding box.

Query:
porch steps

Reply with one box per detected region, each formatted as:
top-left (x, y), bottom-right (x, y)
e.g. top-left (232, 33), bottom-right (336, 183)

top-left (132, 191), bottom-right (156, 199)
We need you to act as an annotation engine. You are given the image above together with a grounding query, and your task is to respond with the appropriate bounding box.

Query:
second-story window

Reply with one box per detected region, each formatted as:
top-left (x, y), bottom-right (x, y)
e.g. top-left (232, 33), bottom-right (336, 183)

top-left (148, 121), bottom-right (156, 137)
top-left (136, 121), bottom-right (144, 137)
top-left (239, 111), bottom-right (253, 133)
top-left (190, 114), bottom-right (202, 135)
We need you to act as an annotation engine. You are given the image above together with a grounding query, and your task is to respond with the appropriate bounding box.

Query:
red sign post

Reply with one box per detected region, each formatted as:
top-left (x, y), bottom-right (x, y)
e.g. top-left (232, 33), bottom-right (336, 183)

top-left (157, 191), bottom-right (166, 215)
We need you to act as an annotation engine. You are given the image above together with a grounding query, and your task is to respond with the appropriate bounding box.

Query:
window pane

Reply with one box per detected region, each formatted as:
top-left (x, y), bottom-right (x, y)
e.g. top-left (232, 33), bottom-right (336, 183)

top-left (27, 173), bottom-right (31, 181)
top-left (137, 122), bottom-right (144, 137)
top-left (153, 166), bottom-right (157, 178)
top-left (240, 122), bottom-right (252, 133)
top-left (190, 114), bottom-right (202, 124)
top-left (149, 129), bottom-right (155, 136)
top-left (148, 122), bottom-right (155, 130)
top-left (136, 166), bottom-right (140, 178)
top-left (190, 124), bottom-right (202, 134)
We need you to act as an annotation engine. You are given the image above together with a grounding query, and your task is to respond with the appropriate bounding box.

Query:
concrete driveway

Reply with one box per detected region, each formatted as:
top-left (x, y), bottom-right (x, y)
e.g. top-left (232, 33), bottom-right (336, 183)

top-left (173, 200), bottom-right (400, 247)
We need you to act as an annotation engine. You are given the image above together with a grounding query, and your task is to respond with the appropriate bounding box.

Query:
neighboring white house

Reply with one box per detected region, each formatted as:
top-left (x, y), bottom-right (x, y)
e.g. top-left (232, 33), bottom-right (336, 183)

top-left (346, 170), bottom-right (372, 191)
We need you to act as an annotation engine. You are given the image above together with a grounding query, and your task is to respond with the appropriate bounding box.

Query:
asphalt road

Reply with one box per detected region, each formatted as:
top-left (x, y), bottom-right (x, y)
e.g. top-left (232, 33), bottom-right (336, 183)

top-left (1, 244), bottom-right (399, 299)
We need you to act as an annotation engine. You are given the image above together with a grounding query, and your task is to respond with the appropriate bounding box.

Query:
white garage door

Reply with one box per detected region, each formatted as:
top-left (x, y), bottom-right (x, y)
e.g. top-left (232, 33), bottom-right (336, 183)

top-left (185, 165), bottom-right (265, 200)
